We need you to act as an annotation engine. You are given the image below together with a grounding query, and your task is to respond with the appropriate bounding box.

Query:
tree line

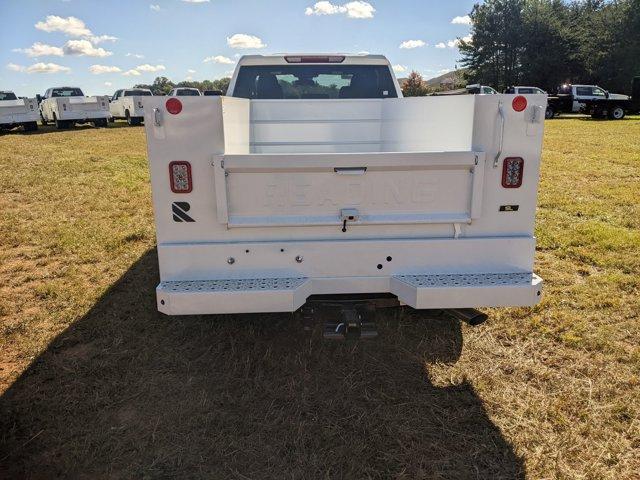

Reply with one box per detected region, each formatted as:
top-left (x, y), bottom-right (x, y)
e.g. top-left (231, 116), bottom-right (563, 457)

top-left (459, 0), bottom-right (640, 94)
top-left (134, 76), bottom-right (231, 95)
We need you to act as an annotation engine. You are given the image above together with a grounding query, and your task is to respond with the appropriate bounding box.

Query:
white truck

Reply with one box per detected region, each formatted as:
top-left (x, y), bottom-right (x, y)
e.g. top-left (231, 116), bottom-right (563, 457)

top-left (109, 88), bottom-right (153, 125)
top-left (0, 91), bottom-right (39, 132)
top-left (142, 54), bottom-right (546, 324)
top-left (39, 87), bottom-right (110, 129)
top-left (168, 87), bottom-right (202, 97)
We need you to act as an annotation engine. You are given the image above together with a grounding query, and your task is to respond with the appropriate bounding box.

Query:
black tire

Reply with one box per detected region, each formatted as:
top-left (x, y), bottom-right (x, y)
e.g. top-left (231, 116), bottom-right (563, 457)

top-left (125, 110), bottom-right (134, 126)
top-left (94, 118), bottom-right (108, 128)
top-left (545, 107), bottom-right (554, 119)
top-left (23, 122), bottom-right (38, 132)
top-left (131, 117), bottom-right (142, 126)
top-left (108, 116), bottom-right (115, 123)
top-left (54, 114), bottom-right (68, 129)
top-left (608, 106), bottom-right (625, 120)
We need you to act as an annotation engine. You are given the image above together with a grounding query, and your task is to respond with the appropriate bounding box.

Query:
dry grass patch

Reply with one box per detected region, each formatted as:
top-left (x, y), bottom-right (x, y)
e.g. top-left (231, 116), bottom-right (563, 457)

top-left (0, 117), bottom-right (639, 479)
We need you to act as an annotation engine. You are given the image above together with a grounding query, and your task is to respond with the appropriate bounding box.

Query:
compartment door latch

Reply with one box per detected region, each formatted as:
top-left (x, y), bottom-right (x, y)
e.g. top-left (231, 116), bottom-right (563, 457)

top-left (340, 208), bottom-right (360, 232)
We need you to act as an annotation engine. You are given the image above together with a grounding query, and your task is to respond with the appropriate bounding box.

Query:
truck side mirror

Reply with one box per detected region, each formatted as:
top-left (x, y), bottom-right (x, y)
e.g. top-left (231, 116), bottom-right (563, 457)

top-left (36, 94), bottom-right (42, 104)
top-left (605, 91), bottom-right (610, 98)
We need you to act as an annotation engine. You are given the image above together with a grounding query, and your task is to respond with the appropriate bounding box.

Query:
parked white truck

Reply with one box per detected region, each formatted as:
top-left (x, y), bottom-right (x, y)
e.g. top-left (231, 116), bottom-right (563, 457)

top-left (39, 87), bottom-right (110, 129)
top-left (143, 54), bottom-right (546, 322)
top-left (0, 91), bottom-right (39, 132)
top-left (109, 88), bottom-right (153, 125)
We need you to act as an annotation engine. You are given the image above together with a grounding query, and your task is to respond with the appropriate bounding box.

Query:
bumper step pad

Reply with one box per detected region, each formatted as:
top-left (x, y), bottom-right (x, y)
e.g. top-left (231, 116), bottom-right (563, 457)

top-left (157, 277), bottom-right (311, 315)
top-left (390, 272), bottom-right (542, 309)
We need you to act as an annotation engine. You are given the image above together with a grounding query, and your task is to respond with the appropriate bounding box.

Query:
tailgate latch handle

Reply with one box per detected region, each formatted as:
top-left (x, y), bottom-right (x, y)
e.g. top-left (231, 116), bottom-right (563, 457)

top-left (334, 167), bottom-right (367, 175)
top-left (340, 208), bottom-right (360, 232)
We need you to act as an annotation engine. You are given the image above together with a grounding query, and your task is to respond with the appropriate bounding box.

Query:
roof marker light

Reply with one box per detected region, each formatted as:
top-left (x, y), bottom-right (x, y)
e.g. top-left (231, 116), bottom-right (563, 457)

top-left (166, 98), bottom-right (182, 115)
top-left (285, 56), bottom-right (345, 63)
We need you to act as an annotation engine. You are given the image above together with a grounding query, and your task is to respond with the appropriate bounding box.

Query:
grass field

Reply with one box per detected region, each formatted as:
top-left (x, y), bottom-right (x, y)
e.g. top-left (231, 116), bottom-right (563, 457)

top-left (0, 117), bottom-right (639, 479)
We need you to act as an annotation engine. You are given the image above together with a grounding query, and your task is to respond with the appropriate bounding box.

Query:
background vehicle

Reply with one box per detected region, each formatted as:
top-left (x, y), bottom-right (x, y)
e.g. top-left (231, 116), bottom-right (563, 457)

top-left (168, 87), bottom-right (201, 97)
top-left (109, 88), bottom-right (153, 125)
top-left (143, 54), bottom-right (545, 317)
top-left (546, 84), bottom-right (631, 119)
top-left (39, 87), bottom-right (110, 129)
top-left (0, 91), bottom-right (38, 132)
top-left (433, 84), bottom-right (499, 96)
top-left (506, 86), bottom-right (547, 95)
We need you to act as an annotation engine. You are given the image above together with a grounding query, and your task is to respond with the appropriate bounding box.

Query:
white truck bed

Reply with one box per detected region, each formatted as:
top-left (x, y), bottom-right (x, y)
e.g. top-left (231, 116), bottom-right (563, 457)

top-left (144, 93), bottom-right (546, 315)
top-left (0, 98), bottom-right (39, 127)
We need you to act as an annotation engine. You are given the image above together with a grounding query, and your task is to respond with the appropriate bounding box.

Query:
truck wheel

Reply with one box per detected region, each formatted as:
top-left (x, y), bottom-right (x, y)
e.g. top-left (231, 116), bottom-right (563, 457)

top-left (608, 106), bottom-right (625, 120)
top-left (125, 110), bottom-right (135, 126)
top-left (55, 115), bottom-right (68, 129)
top-left (545, 107), bottom-right (554, 119)
top-left (94, 118), bottom-right (108, 128)
top-left (108, 116), bottom-right (115, 123)
top-left (23, 122), bottom-right (38, 132)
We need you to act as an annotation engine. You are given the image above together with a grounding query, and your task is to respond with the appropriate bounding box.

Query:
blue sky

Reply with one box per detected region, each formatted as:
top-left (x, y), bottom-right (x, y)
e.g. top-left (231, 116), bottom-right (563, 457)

top-left (1, 0), bottom-right (476, 96)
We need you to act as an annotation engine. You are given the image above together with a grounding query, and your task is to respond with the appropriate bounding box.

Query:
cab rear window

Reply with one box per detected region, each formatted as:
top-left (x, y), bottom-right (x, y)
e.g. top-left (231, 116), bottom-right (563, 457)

top-left (52, 88), bottom-right (84, 97)
top-left (232, 65), bottom-right (398, 100)
top-left (0, 92), bottom-right (18, 101)
top-left (124, 90), bottom-right (152, 96)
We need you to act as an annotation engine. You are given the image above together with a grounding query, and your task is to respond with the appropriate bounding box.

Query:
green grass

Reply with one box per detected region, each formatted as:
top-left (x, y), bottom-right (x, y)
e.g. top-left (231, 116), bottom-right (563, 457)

top-left (0, 117), bottom-right (639, 479)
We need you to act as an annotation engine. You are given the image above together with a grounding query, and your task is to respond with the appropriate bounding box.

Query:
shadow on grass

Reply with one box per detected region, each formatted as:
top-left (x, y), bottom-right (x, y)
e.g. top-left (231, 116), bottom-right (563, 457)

top-left (0, 250), bottom-right (525, 480)
top-left (0, 121), bottom-right (140, 136)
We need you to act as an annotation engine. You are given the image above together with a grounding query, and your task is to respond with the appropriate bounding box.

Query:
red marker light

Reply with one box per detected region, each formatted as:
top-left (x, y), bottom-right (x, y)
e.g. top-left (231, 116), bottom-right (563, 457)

top-left (512, 95), bottom-right (527, 112)
top-left (166, 98), bottom-right (182, 115)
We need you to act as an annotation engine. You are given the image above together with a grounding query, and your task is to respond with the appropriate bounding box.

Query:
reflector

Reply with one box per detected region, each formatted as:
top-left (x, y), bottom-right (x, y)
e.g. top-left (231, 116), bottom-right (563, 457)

top-left (166, 98), bottom-right (182, 115)
top-left (512, 96), bottom-right (527, 112)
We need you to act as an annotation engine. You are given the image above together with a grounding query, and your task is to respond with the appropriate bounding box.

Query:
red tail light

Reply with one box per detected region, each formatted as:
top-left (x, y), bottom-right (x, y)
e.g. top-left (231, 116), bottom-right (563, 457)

top-left (502, 157), bottom-right (524, 188)
top-left (512, 95), bottom-right (527, 112)
top-left (169, 161), bottom-right (192, 193)
top-left (285, 55), bottom-right (345, 63)
top-left (166, 98), bottom-right (182, 115)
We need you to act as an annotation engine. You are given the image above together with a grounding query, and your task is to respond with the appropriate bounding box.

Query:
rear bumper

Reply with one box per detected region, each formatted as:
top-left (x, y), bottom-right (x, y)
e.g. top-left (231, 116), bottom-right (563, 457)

top-left (58, 110), bottom-right (110, 121)
top-left (156, 272), bottom-right (542, 315)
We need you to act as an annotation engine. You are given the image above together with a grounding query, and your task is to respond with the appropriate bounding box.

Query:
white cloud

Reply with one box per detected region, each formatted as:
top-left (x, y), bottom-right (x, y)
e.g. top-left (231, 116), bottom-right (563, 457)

top-left (451, 15), bottom-right (472, 25)
top-left (187, 69), bottom-right (196, 73)
top-left (126, 53), bottom-right (145, 59)
top-left (105, 82), bottom-right (113, 87)
top-left (305, 1), bottom-right (375, 19)
top-left (26, 62), bottom-right (71, 74)
top-left (203, 55), bottom-right (234, 64)
top-left (34, 15), bottom-right (117, 46)
top-left (63, 39), bottom-right (112, 57)
top-left (226, 34), bottom-right (266, 49)
top-left (399, 39), bottom-right (426, 49)
top-left (89, 65), bottom-right (122, 74)
top-left (13, 42), bottom-right (64, 57)
top-left (89, 34), bottom-right (118, 44)
top-left (123, 69), bottom-right (141, 77)
top-left (7, 63), bottom-right (25, 72)
top-left (181, 0), bottom-right (210, 2)
top-left (436, 35), bottom-right (472, 49)
top-left (35, 15), bottom-right (91, 37)
top-left (392, 65), bottom-right (407, 73)
top-left (150, 4), bottom-right (161, 11)
top-left (135, 64), bottom-right (166, 72)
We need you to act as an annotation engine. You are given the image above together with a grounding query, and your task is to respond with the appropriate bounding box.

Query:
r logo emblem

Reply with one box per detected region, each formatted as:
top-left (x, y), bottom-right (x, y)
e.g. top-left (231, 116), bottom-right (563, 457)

top-left (172, 202), bottom-right (195, 222)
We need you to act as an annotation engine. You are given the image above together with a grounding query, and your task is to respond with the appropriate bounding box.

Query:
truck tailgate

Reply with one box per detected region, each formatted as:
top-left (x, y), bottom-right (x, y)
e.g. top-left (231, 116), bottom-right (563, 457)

top-left (214, 151), bottom-right (484, 228)
top-left (66, 96), bottom-right (106, 112)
